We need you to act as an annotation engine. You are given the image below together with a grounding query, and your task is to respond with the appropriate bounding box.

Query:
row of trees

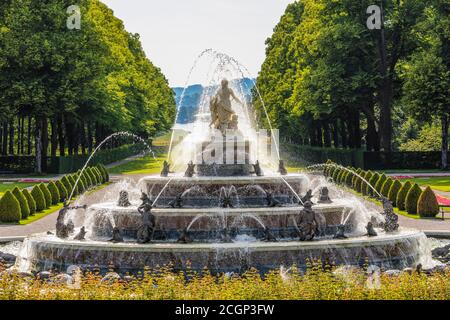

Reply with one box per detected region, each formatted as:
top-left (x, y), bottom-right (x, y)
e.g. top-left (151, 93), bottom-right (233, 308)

top-left (253, 0), bottom-right (449, 168)
top-left (0, 0), bottom-right (176, 172)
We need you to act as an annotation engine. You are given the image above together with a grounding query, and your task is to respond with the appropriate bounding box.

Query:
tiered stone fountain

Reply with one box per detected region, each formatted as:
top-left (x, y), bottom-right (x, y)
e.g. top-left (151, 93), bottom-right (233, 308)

top-left (14, 77), bottom-right (427, 274)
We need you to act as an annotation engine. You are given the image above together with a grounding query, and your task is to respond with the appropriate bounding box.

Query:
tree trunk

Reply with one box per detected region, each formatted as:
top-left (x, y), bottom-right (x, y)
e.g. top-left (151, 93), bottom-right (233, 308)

top-left (35, 118), bottom-right (42, 174)
top-left (316, 122), bottom-right (323, 147)
top-left (20, 116), bottom-right (25, 154)
top-left (331, 119), bottom-right (339, 148)
top-left (17, 116), bottom-right (21, 155)
top-left (57, 113), bottom-right (65, 157)
top-left (87, 122), bottom-right (93, 154)
top-left (51, 116), bottom-right (58, 157)
top-left (442, 114), bottom-right (449, 170)
top-left (41, 117), bottom-right (48, 172)
top-left (2, 122), bottom-right (7, 156)
top-left (322, 121), bottom-right (331, 148)
top-left (339, 118), bottom-right (348, 149)
top-left (8, 119), bottom-right (14, 155)
top-left (80, 121), bottom-right (87, 155)
top-left (27, 115), bottom-right (32, 155)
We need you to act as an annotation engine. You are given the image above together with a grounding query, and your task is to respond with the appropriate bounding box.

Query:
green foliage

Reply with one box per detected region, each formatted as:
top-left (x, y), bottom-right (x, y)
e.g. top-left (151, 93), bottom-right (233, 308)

top-left (55, 180), bottom-right (68, 202)
top-left (345, 170), bottom-right (354, 187)
top-left (332, 168), bottom-right (341, 183)
top-left (361, 171), bottom-right (373, 196)
top-left (367, 173), bottom-right (380, 197)
top-left (92, 167), bottom-right (104, 184)
top-left (38, 184), bottom-right (52, 209)
top-left (82, 170), bottom-right (93, 188)
top-left (31, 186), bottom-right (46, 212)
top-left (67, 176), bottom-right (78, 196)
top-left (12, 187), bottom-right (30, 219)
top-left (97, 164), bottom-right (109, 182)
top-left (60, 176), bottom-right (73, 200)
top-left (399, 123), bottom-right (443, 152)
top-left (375, 174), bottom-right (387, 194)
top-left (87, 168), bottom-right (98, 185)
top-left (405, 184), bottom-right (422, 215)
top-left (47, 182), bottom-right (60, 206)
top-left (355, 171), bottom-right (366, 193)
top-left (396, 181), bottom-right (413, 211)
top-left (381, 178), bottom-right (394, 198)
top-left (0, 191), bottom-right (21, 223)
top-left (22, 189), bottom-right (36, 216)
top-left (417, 186), bottom-right (439, 218)
top-left (388, 180), bottom-right (403, 207)
top-left (352, 169), bottom-right (362, 189)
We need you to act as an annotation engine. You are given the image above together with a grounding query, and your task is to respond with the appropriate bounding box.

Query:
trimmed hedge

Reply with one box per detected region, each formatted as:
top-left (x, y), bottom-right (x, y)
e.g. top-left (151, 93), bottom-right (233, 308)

top-left (97, 164), bottom-right (109, 182)
top-left (381, 178), bottom-right (393, 197)
top-left (405, 184), bottom-right (422, 215)
top-left (417, 186), bottom-right (439, 218)
top-left (0, 191), bottom-right (21, 223)
top-left (345, 170), bottom-right (354, 186)
top-left (47, 181), bottom-right (60, 205)
top-left (362, 171), bottom-right (373, 196)
top-left (22, 189), bottom-right (36, 216)
top-left (31, 185), bottom-right (46, 212)
top-left (355, 171), bottom-right (366, 193)
top-left (396, 181), bottom-right (412, 211)
top-left (12, 187), bottom-right (30, 220)
top-left (67, 175), bottom-right (78, 196)
top-left (39, 183), bottom-right (52, 209)
top-left (61, 176), bottom-right (73, 198)
top-left (375, 174), bottom-right (387, 194)
top-left (388, 180), bottom-right (402, 207)
top-left (55, 180), bottom-right (68, 202)
top-left (367, 172), bottom-right (380, 197)
top-left (87, 167), bottom-right (98, 185)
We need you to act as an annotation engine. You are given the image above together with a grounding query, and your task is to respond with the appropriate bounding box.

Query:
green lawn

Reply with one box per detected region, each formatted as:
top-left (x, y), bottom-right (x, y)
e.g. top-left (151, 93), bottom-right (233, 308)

top-left (108, 154), bottom-right (166, 175)
top-left (0, 182), bottom-right (39, 196)
top-left (403, 177), bottom-right (450, 192)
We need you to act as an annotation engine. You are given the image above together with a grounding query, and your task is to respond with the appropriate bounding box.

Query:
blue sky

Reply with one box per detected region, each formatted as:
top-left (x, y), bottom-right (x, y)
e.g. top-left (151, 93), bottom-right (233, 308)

top-left (101, 0), bottom-right (294, 87)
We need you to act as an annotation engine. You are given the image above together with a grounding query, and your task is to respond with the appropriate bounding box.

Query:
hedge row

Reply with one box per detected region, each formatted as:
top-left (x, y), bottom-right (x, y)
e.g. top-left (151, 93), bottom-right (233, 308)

top-left (324, 161), bottom-right (439, 218)
top-left (0, 164), bottom-right (109, 223)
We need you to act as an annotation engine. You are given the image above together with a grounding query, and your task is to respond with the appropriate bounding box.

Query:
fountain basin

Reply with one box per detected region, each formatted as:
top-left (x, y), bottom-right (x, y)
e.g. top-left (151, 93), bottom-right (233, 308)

top-left (88, 199), bottom-right (354, 238)
top-left (16, 229), bottom-right (426, 274)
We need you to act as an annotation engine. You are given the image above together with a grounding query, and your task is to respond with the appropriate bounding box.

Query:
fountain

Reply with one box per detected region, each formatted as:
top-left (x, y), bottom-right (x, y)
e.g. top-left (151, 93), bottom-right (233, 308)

top-left (13, 51), bottom-right (432, 275)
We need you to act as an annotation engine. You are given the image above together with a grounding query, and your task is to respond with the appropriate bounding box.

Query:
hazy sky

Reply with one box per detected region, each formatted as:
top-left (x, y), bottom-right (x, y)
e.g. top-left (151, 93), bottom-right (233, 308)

top-left (101, 0), bottom-right (294, 87)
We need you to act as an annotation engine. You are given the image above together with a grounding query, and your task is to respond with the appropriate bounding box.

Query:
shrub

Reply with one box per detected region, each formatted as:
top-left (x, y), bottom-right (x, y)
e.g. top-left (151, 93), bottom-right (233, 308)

top-left (340, 171), bottom-right (349, 185)
top-left (352, 168), bottom-right (362, 188)
top-left (332, 168), bottom-right (340, 183)
top-left (82, 170), bottom-right (93, 188)
top-left (367, 172), bottom-right (380, 197)
top-left (39, 183), bottom-right (52, 209)
top-left (396, 181), bottom-right (412, 211)
top-left (67, 175), bottom-right (78, 196)
top-left (31, 185), bottom-right (46, 212)
top-left (22, 189), bottom-right (36, 216)
top-left (77, 170), bottom-right (88, 189)
top-left (55, 180), bottom-right (68, 202)
top-left (12, 187), bottom-right (30, 220)
top-left (61, 176), bottom-right (73, 198)
top-left (355, 171), bottom-right (366, 193)
top-left (405, 184), bottom-right (422, 215)
top-left (388, 180), bottom-right (402, 207)
top-left (71, 174), bottom-right (84, 193)
top-left (381, 178), bottom-right (393, 197)
top-left (87, 168), bottom-right (98, 185)
top-left (337, 170), bottom-right (345, 184)
top-left (345, 171), bottom-right (354, 186)
top-left (93, 167), bottom-right (104, 184)
top-left (361, 171), bottom-right (373, 196)
top-left (417, 186), bottom-right (439, 218)
top-left (47, 181), bottom-right (60, 205)
top-left (0, 191), bottom-right (21, 223)
top-left (375, 174), bottom-right (387, 194)
top-left (97, 164), bottom-right (109, 182)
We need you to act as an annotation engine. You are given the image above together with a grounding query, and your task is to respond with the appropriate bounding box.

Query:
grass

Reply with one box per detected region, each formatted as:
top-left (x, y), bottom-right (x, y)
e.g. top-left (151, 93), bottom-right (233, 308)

top-left (108, 154), bottom-right (166, 175)
top-left (401, 177), bottom-right (450, 193)
top-left (0, 182), bottom-right (38, 196)
top-left (0, 266), bottom-right (448, 300)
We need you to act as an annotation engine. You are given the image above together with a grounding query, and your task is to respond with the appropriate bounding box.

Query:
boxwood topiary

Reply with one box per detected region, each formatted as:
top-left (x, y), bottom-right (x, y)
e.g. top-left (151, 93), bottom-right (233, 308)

top-left (67, 175), bottom-right (78, 196)
top-left (388, 180), bottom-right (402, 207)
top-left (39, 183), bottom-right (52, 209)
top-left (82, 171), bottom-right (92, 188)
top-left (362, 171), bottom-right (373, 196)
top-left (355, 171), bottom-right (366, 193)
top-left (417, 186), bottom-right (439, 218)
top-left (367, 172), bottom-right (380, 197)
top-left (12, 187), bottom-right (30, 219)
top-left (55, 180), bottom-right (68, 202)
top-left (71, 174), bottom-right (84, 193)
top-left (0, 191), bottom-right (21, 223)
top-left (31, 185), bottom-right (46, 212)
top-left (345, 171), bottom-right (354, 187)
top-left (87, 167), bottom-right (98, 185)
top-left (374, 174), bottom-right (387, 194)
top-left (396, 181), bottom-right (412, 211)
top-left (405, 183), bottom-right (422, 215)
top-left (93, 167), bottom-right (104, 184)
top-left (380, 178), bottom-right (393, 197)
top-left (22, 189), bottom-right (36, 216)
top-left (61, 176), bottom-right (73, 198)
top-left (97, 164), bottom-right (109, 182)
top-left (47, 181), bottom-right (60, 205)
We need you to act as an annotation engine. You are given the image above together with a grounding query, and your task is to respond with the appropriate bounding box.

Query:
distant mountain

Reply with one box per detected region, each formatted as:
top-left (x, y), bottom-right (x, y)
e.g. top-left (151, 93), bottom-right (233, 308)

top-left (173, 78), bottom-right (255, 124)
